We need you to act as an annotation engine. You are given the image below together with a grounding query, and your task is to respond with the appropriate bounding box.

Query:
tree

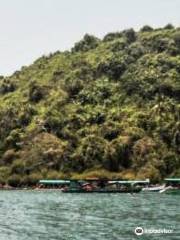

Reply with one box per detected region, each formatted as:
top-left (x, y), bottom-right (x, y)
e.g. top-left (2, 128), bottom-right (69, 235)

top-left (72, 135), bottom-right (108, 172)
top-left (123, 28), bottom-right (136, 43)
top-left (140, 25), bottom-right (153, 32)
top-left (29, 81), bottom-right (47, 103)
top-left (72, 34), bottom-right (100, 52)
top-left (105, 136), bottom-right (132, 171)
top-left (173, 32), bottom-right (180, 49)
top-left (164, 24), bottom-right (174, 29)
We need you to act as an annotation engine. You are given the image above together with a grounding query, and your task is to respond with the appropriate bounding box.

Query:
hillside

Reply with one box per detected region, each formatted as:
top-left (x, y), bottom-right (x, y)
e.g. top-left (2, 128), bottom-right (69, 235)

top-left (0, 25), bottom-right (180, 186)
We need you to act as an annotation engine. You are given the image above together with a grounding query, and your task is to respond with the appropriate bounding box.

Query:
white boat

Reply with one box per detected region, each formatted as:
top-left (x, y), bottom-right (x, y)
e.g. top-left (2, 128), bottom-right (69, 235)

top-left (142, 185), bottom-right (165, 192)
top-left (159, 178), bottom-right (180, 194)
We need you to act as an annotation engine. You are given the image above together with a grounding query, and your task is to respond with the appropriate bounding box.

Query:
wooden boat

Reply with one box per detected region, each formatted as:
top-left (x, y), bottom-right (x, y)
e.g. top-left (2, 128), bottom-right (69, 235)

top-left (62, 188), bottom-right (142, 193)
top-left (61, 179), bottom-right (149, 193)
top-left (38, 180), bottom-right (71, 189)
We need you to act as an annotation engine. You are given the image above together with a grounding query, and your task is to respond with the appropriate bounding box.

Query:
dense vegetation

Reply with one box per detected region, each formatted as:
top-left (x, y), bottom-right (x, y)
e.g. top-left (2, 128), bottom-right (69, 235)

top-left (0, 25), bottom-right (180, 186)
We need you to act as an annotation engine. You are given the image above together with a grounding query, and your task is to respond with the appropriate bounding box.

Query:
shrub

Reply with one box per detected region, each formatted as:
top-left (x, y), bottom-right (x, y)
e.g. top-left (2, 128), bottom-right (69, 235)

top-left (5, 129), bottom-right (22, 149)
top-left (152, 38), bottom-right (170, 53)
top-left (21, 173), bottom-right (43, 186)
top-left (72, 169), bottom-right (115, 180)
top-left (105, 136), bottom-right (132, 171)
top-left (29, 81), bottom-right (47, 103)
top-left (72, 34), bottom-right (100, 52)
top-left (140, 25), bottom-right (153, 32)
top-left (122, 28), bottom-right (136, 43)
top-left (97, 57), bottom-right (127, 80)
top-left (0, 166), bottom-right (10, 180)
top-left (44, 112), bottom-right (63, 134)
top-left (0, 80), bottom-right (16, 94)
top-left (127, 42), bottom-right (144, 59)
top-left (103, 32), bottom-right (123, 42)
top-left (11, 159), bottom-right (25, 174)
top-left (100, 121), bottom-right (121, 141)
top-left (63, 77), bottom-right (84, 97)
top-left (2, 149), bottom-right (18, 164)
top-left (18, 105), bottom-right (36, 126)
top-left (72, 135), bottom-right (108, 172)
top-left (137, 164), bottom-right (161, 183)
top-left (133, 137), bottom-right (156, 156)
top-left (163, 152), bottom-right (180, 174)
top-left (173, 32), bottom-right (180, 48)
top-left (164, 24), bottom-right (174, 29)
top-left (109, 39), bottom-right (127, 52)
top-left (46, 170), bottom-right (62, 179)
top-left (8, 174), bottom-right (21, 187)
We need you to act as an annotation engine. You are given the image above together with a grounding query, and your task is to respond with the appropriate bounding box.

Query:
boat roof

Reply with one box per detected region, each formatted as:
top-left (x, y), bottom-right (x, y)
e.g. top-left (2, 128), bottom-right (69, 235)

top-left (164, 178), bottom-right (180, 182)
top-left (108, 179), bottom-right (150, 184)
top-left (39, 180), bottom-right (71, 184)
top-left (39, 179), bottom-right (150, 184)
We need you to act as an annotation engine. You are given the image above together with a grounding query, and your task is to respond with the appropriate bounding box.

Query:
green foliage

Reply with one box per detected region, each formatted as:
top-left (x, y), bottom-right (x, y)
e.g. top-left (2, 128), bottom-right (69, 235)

top-left (173, 32), bottom-right (180, 49)
top-left (105, 136), bottom-right (132, 171)
top-left (11, 159), bottom-right (25, 175)
top-left (72, 135), bottom-right (108, 172)
top-left (164, 24), bottom-right (174, 30)
top-left (63, 77), bottom-right (84, 97)
top-left (0, 25), bottom-right (180, 184)
top-left (18, 105), bottom-right (36, 126)
top-left (72, 34), bottom-right (100, 52)
top-left (122, 28), bottom-right (136, 43)
top-left (5, 129), bottom-right (23, 149)
top-left (1, 149), bottom-right (18, 164)
top-left (21, 173), bottom-right (43, 186)
top-left (0, 79), bottom-right (16, 94)
top-left (7, 174), bottom-right (21, 187)
top-left (97, 54), bottom-right (129, 80)
top-left (103, 32), bottom-right (123, 42)
top-left (0, 166), bottom-right (10, 182)
top-left (140, 25), bottom-right (153, 32)
top-left (29, 81), bottom-right (48, 103)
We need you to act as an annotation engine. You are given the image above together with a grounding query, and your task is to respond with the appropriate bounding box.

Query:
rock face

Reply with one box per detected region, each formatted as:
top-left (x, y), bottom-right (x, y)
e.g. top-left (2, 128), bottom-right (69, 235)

top-left (0, 27), bottom-right (180, 186)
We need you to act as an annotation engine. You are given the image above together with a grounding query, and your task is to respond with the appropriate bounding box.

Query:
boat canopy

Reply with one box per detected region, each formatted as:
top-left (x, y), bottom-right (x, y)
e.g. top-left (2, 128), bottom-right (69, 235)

top-left (39, 180), bottom-right (70, 185)
top-left (164, 178), bottom-right (180, 182)
top-left (39, 179), bottom-right (150, 185)
top-left (108, 179), bottom-right (150, 184)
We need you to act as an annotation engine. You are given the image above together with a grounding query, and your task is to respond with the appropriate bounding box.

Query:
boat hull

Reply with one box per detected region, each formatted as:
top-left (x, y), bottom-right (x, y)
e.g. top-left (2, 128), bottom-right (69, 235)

top-left (142, 185), bottom-right (165, 193)
top-left (62, 188), bottom-right (141, 193)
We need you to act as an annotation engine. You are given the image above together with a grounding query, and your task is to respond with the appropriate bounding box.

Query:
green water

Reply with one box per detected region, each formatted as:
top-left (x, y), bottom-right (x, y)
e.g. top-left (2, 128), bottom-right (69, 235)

top-left (0, 191), bottom-right (179, 240)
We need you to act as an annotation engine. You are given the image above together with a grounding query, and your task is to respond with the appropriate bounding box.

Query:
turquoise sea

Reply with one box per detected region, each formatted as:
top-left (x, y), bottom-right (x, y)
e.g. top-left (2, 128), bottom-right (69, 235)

top-left (0, 191), bottom-right (179, 240)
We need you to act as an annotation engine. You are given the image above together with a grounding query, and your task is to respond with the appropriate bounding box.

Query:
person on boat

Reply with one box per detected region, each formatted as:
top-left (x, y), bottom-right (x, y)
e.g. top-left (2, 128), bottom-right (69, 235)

top-left (62, 185), bottom-right (68, 191)
top-left (82, 183), bottom-right (93, 191)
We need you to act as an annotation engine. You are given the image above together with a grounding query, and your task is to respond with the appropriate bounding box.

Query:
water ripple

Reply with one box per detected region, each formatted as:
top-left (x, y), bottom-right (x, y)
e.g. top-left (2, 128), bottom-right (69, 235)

top-left (0, 191), bottom-right (179, 240)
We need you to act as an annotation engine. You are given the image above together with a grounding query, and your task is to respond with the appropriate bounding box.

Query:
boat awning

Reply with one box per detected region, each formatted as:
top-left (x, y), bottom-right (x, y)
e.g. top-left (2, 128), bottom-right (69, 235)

top-left (108, 179), bottom-right (150, 184)
top-left (164, 178), bottom-right (180, 182)
top-left (39, 180), bottom-right (71, 185)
